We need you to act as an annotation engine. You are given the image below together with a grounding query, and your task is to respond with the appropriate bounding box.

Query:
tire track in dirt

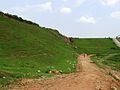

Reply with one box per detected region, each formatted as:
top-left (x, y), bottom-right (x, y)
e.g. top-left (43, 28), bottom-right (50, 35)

top-left (11, 54), bottom-right (120, 90)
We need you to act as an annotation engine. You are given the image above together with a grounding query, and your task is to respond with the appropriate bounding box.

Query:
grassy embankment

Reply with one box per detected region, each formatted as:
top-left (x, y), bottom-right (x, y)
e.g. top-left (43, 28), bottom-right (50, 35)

top-left (0, 14), bottom-right (77, 86)
top-left (72, 38), bottom-right (120, 71)
top-left (0, 12), bottom-right (120, 87)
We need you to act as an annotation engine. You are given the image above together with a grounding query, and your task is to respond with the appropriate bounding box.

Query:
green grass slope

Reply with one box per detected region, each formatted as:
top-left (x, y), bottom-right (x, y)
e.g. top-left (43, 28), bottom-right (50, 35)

top-left (73, 38), bottom-right (120, 70)
top-left (0, 12), bottom-right (120, 87)
top-left (73, 38), bottom-right (120, 54)
top-left (0, 14), bottom-right (76, 86)
top-left (102, 54), bottom-right (120, 70)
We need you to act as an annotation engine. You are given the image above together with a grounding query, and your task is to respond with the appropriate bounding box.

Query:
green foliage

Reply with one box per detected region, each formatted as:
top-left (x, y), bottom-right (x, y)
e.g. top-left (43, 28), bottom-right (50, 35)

top-left (0, 13), bottom-right (77, 87)
top-left (72, 38), bottom-right (120, 55)
top-left (102, 54), bottom-right (120, 70)
top-left (0, 11), bottom-right (120, 87)
top-left (73, 38), bottom-right (120, 71)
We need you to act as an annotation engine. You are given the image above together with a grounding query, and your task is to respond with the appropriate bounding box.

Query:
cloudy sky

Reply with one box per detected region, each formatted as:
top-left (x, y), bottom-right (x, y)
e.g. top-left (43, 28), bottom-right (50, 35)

top-left (0, 0), bottom-right (120, 38)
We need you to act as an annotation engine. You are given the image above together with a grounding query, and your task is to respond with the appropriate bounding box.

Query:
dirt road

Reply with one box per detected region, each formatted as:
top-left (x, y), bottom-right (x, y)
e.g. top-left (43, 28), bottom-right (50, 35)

top-left (11, 54), bottom-right (120, 90)
top-left (113, 38), bottom-right (120, 47)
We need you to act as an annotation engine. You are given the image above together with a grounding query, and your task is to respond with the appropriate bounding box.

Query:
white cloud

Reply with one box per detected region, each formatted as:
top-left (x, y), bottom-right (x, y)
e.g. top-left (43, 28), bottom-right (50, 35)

top-left (75, 0), bottom-right (86, 7)
top-left (111, 11), bottom-right (120, 19)
top-left (60, 7), bottom-right (72, 14)
top-left (100, 0), bottom-right (119, 6)
top-left (12, 2), bottom-right (53, 13)
top-left (76, 16), bottom-right (96, 24)
top-left (62, 0), bottom-right (68, 2)
top-left (62, 0), bottom-right (87, 7)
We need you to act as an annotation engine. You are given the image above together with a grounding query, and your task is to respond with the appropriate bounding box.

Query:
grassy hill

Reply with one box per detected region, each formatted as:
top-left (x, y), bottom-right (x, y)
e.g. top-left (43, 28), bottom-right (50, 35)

top-left (72, 38), bottom-right (120, 70)
top-left (0, 12), bottom-right (120, 87)
top-left (0, 12), bottom-right (77, 86)
top-left (73, 38), bottom-right (120, 54)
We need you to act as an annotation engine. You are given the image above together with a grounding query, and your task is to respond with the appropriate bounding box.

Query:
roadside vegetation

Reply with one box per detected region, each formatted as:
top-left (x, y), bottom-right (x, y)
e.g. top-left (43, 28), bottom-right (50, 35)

top-left (102, 54), bottom-right (120, 70)
top-left (0, 12), bottom-right (120, 88)
top-left (0, 12), bottom-right (77, 87)
top-left (72, 38), bottom-right (120, 71)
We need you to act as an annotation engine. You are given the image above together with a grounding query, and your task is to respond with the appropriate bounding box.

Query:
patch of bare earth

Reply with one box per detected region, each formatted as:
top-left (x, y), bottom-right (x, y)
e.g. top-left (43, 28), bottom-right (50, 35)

top-left (11, 54), bottom-right (120, 90)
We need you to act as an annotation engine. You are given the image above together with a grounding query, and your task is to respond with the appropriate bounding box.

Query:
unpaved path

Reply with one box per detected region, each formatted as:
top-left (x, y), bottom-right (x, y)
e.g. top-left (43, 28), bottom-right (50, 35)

top-left (113, 38), bottom-right (120, 47)
top-left (11, 54), bottom-right (120, 90)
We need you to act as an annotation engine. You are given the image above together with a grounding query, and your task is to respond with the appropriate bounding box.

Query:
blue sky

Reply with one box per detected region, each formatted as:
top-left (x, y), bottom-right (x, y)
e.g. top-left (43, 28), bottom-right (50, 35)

top-left (0, 0), bottom-right (120, 38)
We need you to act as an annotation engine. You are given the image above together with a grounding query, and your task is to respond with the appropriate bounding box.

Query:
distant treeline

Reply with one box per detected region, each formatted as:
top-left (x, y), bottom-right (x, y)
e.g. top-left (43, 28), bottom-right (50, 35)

top-left (0, 11), bottom-right (39, 27)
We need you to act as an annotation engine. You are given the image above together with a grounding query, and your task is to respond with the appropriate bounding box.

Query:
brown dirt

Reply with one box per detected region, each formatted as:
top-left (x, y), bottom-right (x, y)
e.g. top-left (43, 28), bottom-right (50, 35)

top-left (11, 54), bottom-right (120, 90)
